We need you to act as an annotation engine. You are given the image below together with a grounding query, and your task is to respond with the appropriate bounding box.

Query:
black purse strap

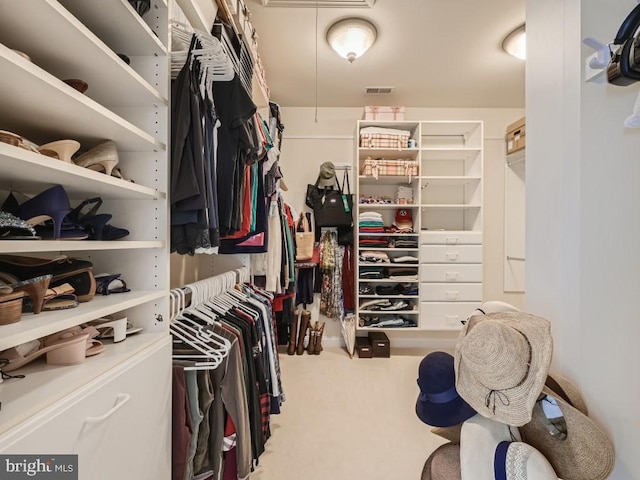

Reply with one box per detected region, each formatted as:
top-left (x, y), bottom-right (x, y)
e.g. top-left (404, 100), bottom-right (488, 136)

top-left (339, 169), bottom-right (352, 195)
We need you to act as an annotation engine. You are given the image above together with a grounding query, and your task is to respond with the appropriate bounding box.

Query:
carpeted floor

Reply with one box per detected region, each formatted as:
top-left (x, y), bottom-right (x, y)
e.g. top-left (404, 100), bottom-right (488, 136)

top-left (252, 347), bottom-right (447, 480)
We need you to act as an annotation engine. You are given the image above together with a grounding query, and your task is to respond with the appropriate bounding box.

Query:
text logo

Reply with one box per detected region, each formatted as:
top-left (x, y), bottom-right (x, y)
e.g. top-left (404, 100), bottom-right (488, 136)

top-left (0, 455), bottom-right (77, 479)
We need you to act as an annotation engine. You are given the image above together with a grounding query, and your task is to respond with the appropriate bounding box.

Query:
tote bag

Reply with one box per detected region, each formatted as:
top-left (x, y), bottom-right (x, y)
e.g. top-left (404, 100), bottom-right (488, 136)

top-left (295, 214), bottom-right (315, 261)
top-left (306, 172), bottom-right (353, 228)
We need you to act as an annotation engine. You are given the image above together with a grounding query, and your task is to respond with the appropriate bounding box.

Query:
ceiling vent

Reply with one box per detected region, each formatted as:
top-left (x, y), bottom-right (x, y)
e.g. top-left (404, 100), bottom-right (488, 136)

top-left (365, 86), bottom-right (394, 94)
top-left (261, 0), bottom-right (375, 7)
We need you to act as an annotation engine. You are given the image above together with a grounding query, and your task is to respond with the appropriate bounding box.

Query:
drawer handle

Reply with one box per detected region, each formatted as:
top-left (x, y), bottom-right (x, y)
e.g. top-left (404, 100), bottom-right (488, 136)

top-left (445, 253), bottom-right (459, 262)
top-left (85, 393), bottom-right (131, 423)
top-left (446, 291), bottom-right (459, 300)
top-left (445, 315), bottom-right (460, 326)
top-left (445, 272), bottom-right (459, 281)
top-left (445, 237), bottom-right (458, 245)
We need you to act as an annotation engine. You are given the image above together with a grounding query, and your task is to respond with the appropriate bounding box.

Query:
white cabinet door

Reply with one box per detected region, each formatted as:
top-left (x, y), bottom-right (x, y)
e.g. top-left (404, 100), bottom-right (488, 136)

top-left (420, 283), bottom-right (483, 302)
top-left (420, 231), bottom-right (482, 245)
top-left (420, 264), bottom-right (483, 283)
top-left (0, 339), bottom-right (171, 480)
top-left (420, 302), bottom-right (481, 330)
top-left (420, 245), bottom-right (482, 263)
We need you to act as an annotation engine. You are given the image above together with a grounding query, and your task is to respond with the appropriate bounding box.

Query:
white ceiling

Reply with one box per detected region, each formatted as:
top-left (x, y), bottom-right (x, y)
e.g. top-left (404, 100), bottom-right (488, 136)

top-left (246, 0), bottom-right (526, 108)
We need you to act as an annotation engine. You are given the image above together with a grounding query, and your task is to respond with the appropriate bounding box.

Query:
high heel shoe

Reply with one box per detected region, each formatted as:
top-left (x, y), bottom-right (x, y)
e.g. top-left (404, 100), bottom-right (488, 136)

top-left (0, 273), bottom-right (52, 315)
top-left (0, 334), bottom-right (90, 372)
top-left (0, 211), bottom-right (39, 240)
top-left (0, 291), bottom-right (25, 325)
top-left (0, 255), bottom-right (96, 303)
top-left (68, 198), bottom-right (129, 241)
top-left (38, 140), bottom-right (81, 163)
top-left (73, 140), bottom-right (119, 176)
top-left (1, 185), bottom-right (76, 240)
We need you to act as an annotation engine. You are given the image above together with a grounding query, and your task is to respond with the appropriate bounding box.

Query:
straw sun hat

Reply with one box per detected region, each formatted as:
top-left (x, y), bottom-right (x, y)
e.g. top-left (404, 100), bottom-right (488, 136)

top-left (421, 443), bottom-right (461, 480)
top-left (454, 312), bottom-right (553, 427)
top-left (519, 386), bottom-right (615, 480)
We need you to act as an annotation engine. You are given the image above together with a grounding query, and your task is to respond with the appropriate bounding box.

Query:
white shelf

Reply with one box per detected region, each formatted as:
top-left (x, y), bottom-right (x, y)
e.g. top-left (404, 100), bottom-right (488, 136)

top-left (421, 122), bottom-right (482, 137)
top-left (421, 176), bottom-right (481, 186)
top-left (59, 0), bottom-right (168, 56)
top-left (421, 148), bottom-right (481, 161)
top-left (0, 290), bottom-right (166, 351)
top-left (420, 204), bottom-right (482, 210)
top-left (358, 148), bottom-right (419, 160)
top-left (0, 241), bottom-right (164, 254)
top-left (356, 326), bottom-right (419, 331)
top-left (358, 279), bottom-right (419, 283)
top-left (358, 204), bottom-right (418, 209)
top-left (358, 233), bottom-right (419, 237)
top-left (359, 176), bottom-right (418, 185)
top-left (358, 310), bottom-right (419, 315)
top-left (358, 248), bottom-right (419, 252)
top-left (358, 262), bottom-right (418, 266)
top-left (0, 333), bottom-right (168, 436)
top-left (0, 143), bottom-right (165, 200)
top-left (359, 295), bottom-right (419, 299)
top-left (0, 1), bottom-right (168, 109)
top-left (359, 121), bottom-right (419, 130)
top-left (0, 46), bottom-right (165, 151)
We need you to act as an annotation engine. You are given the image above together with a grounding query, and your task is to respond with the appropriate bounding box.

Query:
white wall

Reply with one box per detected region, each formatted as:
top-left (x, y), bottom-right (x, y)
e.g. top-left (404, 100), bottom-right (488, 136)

top-left (526, 0), bottom-right (640, 477)
top-left (279, 106), bottom-right (525, 347)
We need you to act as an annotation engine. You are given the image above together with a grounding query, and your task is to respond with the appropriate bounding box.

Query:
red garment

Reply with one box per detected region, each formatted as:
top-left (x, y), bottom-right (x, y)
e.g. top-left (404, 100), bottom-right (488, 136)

top-left (272, 292), bottom-right (295, 312)
top-left (342, 245), bottom-right (355, 311)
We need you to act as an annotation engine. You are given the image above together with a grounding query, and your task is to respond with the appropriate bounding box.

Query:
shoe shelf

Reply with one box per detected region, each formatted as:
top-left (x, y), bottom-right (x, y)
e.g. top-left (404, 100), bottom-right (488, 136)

top-left (358, 204), bottom-right (418, 209)
top-left (0, 290), bottom-right (166, 351)
top-left (59, 0), bottom-right (169, 56)
top-left (0, 0), bottom-right (167, 110)
top-left (0, 45), bottom-right (165, 152)
top-left (0, 332), bottom-right (169, 437)
top-left (0, 241), bottom-right (164, 254)
top-left (0, 144), bottom-right (165, 201)
top-left (359, 295), bottom-right (419, 299)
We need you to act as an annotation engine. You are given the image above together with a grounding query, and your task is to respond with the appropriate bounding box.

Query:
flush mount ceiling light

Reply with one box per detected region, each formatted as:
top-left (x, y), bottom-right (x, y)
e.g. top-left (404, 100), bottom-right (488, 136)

top-left (326, 17), bottom-right (377, 63)
top-left (502, 24), bottom-right (526, 60)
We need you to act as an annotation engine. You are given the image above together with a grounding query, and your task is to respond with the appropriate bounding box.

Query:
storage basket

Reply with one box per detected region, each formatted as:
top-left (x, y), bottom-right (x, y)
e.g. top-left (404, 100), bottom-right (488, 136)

top-left (360, 127), bottom-right (411, 150)
top-left (360, 157), bottom-right (419, 180)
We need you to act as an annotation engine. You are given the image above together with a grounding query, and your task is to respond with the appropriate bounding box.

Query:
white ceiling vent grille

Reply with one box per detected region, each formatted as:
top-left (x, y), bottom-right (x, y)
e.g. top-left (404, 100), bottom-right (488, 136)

top-left (261, 0), bottom-right (375, 7)
top-left (365, 86), bottom-right (394, 94)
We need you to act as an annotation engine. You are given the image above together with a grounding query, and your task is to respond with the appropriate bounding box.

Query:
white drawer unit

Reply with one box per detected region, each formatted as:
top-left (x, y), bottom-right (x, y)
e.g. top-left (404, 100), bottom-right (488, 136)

top-left (420, 302), bottom-right (481, 330)
top-left (420, 264), bottom-right (483, 283)
top-left (420, 245), bottom-right (483, 263)
top-left (0, 339), bottom-right (172, 480)
top-left (420, 231), bottom-right (482, 245)
top-left (420, 283), bottom-right (483, 302)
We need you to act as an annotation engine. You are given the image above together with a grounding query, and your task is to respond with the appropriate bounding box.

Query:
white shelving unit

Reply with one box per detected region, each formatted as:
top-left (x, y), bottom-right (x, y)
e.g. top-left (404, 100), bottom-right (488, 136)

top-left (0, 1), bottom-right (170, 477)
top-left (355, 120), bottom-right (484, 333)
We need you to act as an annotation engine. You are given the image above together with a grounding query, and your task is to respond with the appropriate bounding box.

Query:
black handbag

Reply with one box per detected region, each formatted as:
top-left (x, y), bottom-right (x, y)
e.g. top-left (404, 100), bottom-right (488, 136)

top-left (306, 170), bottom-right (353, 228)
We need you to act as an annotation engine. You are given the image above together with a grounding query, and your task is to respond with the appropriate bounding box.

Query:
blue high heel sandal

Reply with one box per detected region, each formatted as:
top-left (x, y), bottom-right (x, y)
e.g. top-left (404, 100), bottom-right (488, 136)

top-left (1, 186), bottom-right (87, 240)
top-left (68, 197), bottom-right (129, 241)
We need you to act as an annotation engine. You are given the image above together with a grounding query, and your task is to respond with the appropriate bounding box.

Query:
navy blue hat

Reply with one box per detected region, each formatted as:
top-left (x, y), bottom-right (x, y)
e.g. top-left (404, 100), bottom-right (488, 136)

top-left (416, 351), bottom-right (476, 427)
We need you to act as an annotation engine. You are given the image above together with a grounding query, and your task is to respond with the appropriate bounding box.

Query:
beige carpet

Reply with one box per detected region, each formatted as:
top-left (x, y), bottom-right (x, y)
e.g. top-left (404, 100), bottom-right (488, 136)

top-left (252, 347), bottom-right (448, 480)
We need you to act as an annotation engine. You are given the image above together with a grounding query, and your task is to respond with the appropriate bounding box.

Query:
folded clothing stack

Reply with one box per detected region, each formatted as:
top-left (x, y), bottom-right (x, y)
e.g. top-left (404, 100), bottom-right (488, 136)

top-left (359, 237), bottom-right (389, 248)
top-left (359, 195), bottom-right (393, 205)
top-left (359, 266), bottom-right (387, 280)
top-left (375, 283), bottom-right (418, 296)
top-left (359, 315), bottom-right (417, 328)
top-left (359, 299), bottom-right (415, 311)
top-left (390, 238), bottom-right (418, 249)
top-left (391, 255), bottom-right (418, 264)
top-left (359, 251), bottom-right (390, 263)
top-left (359, 211), bottom-right (385, 234)
top-left (387, 267), bottom-right (418, 280)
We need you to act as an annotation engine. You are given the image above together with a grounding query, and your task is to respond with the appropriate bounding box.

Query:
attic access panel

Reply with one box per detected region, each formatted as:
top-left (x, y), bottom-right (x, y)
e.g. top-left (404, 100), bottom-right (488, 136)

top-left (261, 0), bottom-right (375, 7)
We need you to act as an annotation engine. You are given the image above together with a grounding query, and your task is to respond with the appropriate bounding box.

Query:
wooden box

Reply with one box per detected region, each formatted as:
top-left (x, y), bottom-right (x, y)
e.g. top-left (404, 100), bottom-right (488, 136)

top-left (368, 331), bottom-right (390, 358)
top-left (356, 337), bottom-right (373, 358)
top-left (506, 117), bottom-right (526, 155)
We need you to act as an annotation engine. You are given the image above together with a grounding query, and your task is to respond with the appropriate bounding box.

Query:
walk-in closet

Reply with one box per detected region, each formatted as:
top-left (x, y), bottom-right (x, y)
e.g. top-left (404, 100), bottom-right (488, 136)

top-left (0, 1), bottom-right (638, 479)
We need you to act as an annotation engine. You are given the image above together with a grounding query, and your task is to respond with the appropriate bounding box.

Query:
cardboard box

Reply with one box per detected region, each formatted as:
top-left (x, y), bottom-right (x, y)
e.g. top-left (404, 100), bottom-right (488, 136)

top-left (368, 331), bottom-right (390, 358)
top-left (364, 106), bottom-right (405, 121)
top-left (506, 117), bottom-right (526, 155)
top-left (356, 337), bottom-right (373, 358)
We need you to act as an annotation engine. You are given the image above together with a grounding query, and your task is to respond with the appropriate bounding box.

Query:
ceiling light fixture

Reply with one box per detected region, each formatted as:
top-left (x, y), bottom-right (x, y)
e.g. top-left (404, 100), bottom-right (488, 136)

top-left (502, 24), bottom-right (526, 60)
top-left (326, 17), bottom-right (377, 63)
